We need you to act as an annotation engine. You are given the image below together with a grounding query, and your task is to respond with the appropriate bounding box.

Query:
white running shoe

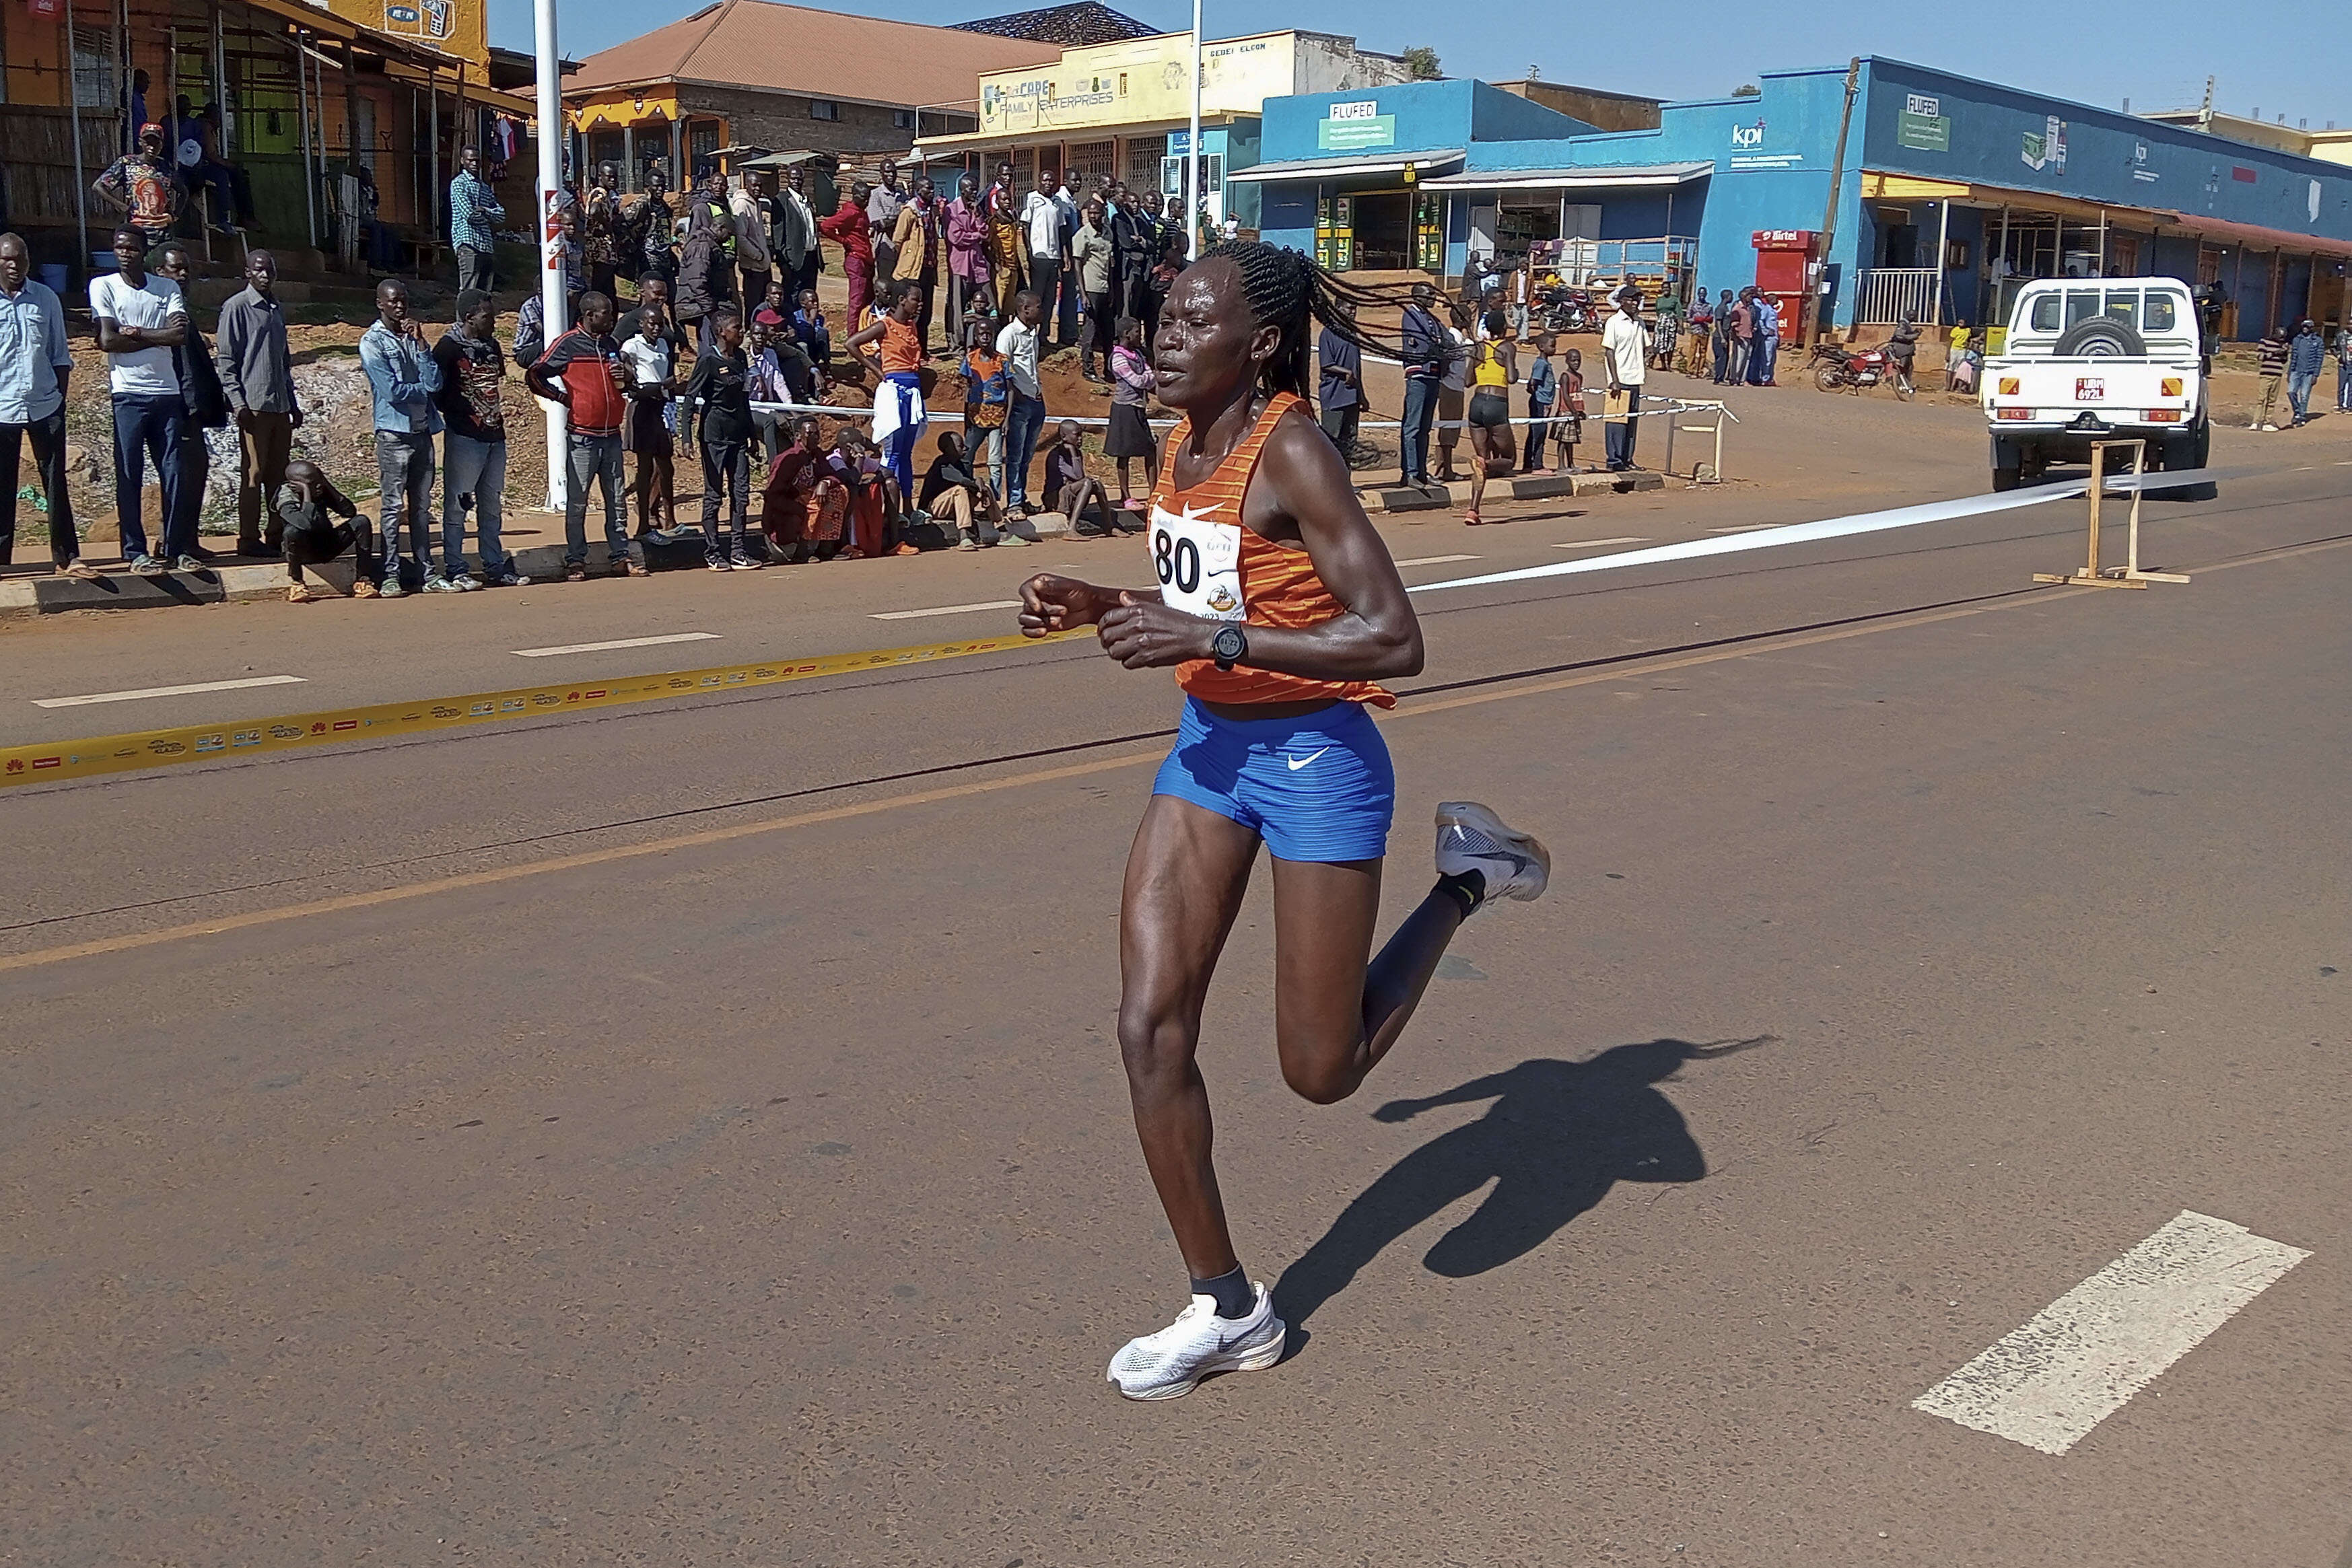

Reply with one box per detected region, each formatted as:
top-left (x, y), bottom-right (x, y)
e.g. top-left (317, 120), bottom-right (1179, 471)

top-left (1434, 801), bottom-right (1550, 907)
top-left (1106, 1283), bottom-right (1286, 1401)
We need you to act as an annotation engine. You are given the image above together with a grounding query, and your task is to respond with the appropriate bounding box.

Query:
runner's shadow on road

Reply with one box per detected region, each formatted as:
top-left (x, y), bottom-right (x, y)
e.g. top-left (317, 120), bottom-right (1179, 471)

top-left (1275, 1036), bottom-right (1774, 1337)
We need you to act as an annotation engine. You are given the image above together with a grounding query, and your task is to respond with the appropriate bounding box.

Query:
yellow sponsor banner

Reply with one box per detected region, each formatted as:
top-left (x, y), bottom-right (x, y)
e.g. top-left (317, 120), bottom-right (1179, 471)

top-left (3, 628), bottom-right (1086, 790)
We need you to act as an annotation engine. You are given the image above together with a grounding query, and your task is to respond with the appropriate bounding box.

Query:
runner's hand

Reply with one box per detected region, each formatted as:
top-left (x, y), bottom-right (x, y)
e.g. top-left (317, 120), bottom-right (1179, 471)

top-left (1097, 593), bottom-right (1210, 668)
top-left (1018, 573), bottom-right (1111, 636)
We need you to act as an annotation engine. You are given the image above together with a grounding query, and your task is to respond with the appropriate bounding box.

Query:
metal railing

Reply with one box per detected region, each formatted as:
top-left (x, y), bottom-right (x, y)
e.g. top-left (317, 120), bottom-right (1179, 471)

top-left (1856, 267), bottom-right (1943, 324)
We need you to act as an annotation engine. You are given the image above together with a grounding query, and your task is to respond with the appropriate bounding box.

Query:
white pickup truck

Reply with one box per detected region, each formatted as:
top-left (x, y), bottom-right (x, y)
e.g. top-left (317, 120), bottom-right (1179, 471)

top-left (1981, 277), bottom-right (2214, 498)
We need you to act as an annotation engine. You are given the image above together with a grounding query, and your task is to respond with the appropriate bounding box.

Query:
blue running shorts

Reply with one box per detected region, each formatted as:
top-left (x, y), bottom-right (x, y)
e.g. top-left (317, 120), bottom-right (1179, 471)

top-left (1152, 697), bottom-right (1395, 863)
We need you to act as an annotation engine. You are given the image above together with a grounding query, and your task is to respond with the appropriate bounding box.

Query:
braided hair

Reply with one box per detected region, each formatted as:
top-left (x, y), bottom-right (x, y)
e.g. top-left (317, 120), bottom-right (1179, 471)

top-left (1192, 240), bottom-right (1430, 417)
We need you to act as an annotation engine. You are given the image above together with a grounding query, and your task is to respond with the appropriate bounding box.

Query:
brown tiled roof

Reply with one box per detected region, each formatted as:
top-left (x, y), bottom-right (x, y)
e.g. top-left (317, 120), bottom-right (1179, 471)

top-left (566, 0), bottom-right (1058, 107)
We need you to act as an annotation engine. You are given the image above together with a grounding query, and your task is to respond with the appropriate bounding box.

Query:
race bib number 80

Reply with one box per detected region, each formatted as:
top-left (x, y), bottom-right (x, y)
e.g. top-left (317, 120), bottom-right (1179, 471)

top-left (1148, 504), bottom-right (1247, 622)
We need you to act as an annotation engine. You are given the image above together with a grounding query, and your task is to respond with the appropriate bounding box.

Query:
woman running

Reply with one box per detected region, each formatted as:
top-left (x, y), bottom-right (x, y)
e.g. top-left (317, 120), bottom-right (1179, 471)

top-left (1017, 242), bottom-right (1551, 1401)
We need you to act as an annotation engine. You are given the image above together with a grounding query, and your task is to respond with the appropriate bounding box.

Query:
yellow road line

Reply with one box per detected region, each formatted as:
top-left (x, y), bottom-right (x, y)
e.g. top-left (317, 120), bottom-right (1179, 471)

top-left (1, 627), bottom-right (1087, 789)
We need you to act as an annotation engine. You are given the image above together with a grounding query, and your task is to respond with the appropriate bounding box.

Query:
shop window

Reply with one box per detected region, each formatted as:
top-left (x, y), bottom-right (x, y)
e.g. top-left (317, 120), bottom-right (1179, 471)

top-left (810, 99), bottom-right (840, 122)
top-left (893, 108), bottom-right (915, 130)
top-left (1066, 139), bottom-right (1115, 186)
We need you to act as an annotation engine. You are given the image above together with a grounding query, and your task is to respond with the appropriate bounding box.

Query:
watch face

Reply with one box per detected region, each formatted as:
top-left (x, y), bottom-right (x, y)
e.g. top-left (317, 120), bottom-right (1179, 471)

top-left (1212, 625), bottom-right (1245, 663)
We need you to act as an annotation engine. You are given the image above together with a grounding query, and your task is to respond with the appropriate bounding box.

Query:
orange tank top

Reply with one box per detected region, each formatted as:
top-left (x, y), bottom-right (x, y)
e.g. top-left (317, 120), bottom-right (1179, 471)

top-left (1146, 390), bottom-right (1395, 709)
top-left (879, 316), bottom-right (924, 374)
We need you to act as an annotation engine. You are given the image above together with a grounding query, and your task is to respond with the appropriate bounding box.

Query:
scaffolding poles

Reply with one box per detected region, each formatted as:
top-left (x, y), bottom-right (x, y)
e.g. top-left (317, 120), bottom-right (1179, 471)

top-left (296, 28), bottom-right (315, 246)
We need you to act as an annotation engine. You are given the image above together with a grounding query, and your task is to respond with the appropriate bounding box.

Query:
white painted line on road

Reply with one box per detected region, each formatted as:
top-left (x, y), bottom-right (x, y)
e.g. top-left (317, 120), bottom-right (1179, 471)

top-left (32, 674), bottom-right (308, 709)
top-left (1912, 1210), bottom-right (2310, 1456)
top-left (870, 599), bottom-right (1023, 621)
top-left (1710, 524), bottom-right (1785, 533)
top-left (512, 633), bottom-right (722, 657)
top-left (1551, 536), bottom-right (1651, 550)
top-left (1393, 554), bottom-right (1482, 567)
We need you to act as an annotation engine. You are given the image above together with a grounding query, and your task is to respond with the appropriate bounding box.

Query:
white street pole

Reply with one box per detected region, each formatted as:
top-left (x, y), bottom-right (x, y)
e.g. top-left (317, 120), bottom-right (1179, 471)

top-left (1186, 0), bottom-right (1201, 258)
top-left (534, 0), bottom-right (569, 510)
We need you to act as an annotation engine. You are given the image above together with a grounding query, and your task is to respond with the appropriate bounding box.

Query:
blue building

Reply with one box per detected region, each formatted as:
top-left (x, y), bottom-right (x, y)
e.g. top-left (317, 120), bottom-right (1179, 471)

top-left (1236, 61), bottom-right (2352, 340)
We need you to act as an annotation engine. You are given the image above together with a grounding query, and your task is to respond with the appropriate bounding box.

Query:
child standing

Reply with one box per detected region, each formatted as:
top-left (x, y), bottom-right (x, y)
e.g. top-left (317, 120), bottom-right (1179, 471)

top-left (1522, 331), bottom-right (1558, 474)
top-left (1103, 315), bottom-right (1158, 513)
top-left (620, 299), bottom-right (679, 540)
top-left (1554, 347), bottom-right (1587, 472)
top-left (681, 308), bottom-right (761, 571)
top-left (961, 316), bottom-right (1010, 508)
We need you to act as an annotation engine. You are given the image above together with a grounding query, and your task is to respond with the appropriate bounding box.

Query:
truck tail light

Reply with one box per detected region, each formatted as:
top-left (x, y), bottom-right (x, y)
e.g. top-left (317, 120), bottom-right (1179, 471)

top-left (2159, 378), bottom-right (2183, 396)
top-left (1998, 378), bottom-right (2020, 396)
top-left (2147, 409), bottom-right (2182, 423)
top-left (1997, 408), bottom-right (2034, 421)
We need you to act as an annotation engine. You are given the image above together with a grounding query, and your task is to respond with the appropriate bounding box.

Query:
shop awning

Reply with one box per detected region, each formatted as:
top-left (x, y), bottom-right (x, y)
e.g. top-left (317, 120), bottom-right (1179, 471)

top-left (572, 92), bottom-right (684, 132)
top-left (912, 114), bottom-right (1246, 159)
top-left (2153, 213), bottom-right (2352, 258)
top-left (1419, 162), bottom-right (1713, 192)
top-left (1226, 149), bottom-right (1465, 184)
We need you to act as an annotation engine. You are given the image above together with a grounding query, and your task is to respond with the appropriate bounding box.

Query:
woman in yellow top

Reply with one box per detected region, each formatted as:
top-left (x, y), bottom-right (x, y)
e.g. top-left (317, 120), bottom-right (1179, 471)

top-left (1018, 242), bottom-right (1550, 1400)
top-left (1463, 311), bottom-right (1518, 524)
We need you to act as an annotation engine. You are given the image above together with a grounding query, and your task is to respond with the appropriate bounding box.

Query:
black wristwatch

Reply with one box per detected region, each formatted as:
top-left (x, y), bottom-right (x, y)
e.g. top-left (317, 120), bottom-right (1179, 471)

top-left (1210, 622), bottom-right (1249, 672)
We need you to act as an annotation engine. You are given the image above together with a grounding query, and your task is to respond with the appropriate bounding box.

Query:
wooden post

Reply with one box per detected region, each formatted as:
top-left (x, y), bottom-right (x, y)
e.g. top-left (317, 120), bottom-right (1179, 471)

top-left (2033, 440), bottom-right (2184, 588)
top-left (296, 28), bottom-right (314, 246)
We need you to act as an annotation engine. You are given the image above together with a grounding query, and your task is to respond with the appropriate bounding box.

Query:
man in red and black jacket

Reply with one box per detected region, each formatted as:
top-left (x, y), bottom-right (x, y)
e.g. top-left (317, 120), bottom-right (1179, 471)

top-left (527, 291), bottom-right (644, 581)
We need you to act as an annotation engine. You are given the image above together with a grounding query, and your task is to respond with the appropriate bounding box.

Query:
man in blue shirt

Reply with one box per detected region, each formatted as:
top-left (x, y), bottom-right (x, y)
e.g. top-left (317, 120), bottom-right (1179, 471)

top-left (1747, 293), bottom-right (1780, 386)
top-left (1398, 281), bottom-right (1449, 489)
top-left (0, 234), bottom-right (98, 578)
top-left (357, 278), bottom-right (446, 596)
top-left (1317, 308), bottom-right (1364, 460)
top-left (448, 144), bottom-right (505, 296)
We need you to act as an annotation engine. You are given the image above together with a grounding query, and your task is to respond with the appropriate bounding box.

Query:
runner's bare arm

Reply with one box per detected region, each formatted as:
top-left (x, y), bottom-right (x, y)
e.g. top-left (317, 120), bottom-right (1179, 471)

top-left (1093, 409), bottom-right (1422, 678)
top-left (1016, 573), bottom-right (1159, 635)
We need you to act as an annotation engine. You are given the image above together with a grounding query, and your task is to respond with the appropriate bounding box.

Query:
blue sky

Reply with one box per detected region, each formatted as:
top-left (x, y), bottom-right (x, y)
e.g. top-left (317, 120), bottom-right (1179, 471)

top-left (491, 0), bottom-right (2347, 131)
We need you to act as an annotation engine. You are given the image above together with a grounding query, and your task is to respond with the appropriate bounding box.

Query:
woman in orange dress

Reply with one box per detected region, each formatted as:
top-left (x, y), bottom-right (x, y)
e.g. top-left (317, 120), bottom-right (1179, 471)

top-left (1017, 242), bottom-right (1552, 1400)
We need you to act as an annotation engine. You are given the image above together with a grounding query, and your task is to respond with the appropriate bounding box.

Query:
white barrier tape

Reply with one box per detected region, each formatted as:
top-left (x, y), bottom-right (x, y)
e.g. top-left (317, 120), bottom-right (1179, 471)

top-left (1405, 470), bottom-right (2223, 596)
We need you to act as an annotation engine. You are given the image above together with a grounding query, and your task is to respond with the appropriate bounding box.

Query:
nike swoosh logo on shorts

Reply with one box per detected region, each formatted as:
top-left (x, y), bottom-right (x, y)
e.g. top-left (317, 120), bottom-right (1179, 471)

top-left (1286, 747), bottom-right (1332, 771)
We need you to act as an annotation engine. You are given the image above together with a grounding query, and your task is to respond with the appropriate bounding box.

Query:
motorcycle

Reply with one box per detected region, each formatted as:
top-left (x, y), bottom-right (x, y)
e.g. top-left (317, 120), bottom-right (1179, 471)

top-left (1539, 284), bottom-right (1595, 335)
top-left (1811, 342), bottom-right (1915, 400)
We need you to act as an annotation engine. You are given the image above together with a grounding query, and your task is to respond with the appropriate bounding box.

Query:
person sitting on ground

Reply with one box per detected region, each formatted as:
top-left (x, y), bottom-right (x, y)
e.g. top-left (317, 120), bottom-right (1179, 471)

top-left (753, 277), bottom-right (792, 337)
top-left (619, 297), bottom-right (679, 540)
top-left (273, 460), bottom-right (377, 602)
top-left (1041, 419), bottom-right (1123, 539)
top-left (761, 415), bottom-right (842, 563)
top-left (920, 428), bottom-right (1017, 551)
top-left (828, 428), bottom-right (904, 559)
top-left (1104, 315), bottom-right (1158, 512)
top-left (792, 288), bottom-right (832, 383)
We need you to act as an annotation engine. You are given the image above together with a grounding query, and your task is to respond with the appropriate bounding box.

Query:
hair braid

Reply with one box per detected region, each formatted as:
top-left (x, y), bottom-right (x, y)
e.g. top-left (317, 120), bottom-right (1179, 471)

top-left (1196, 240), bottom-right (1437, 417)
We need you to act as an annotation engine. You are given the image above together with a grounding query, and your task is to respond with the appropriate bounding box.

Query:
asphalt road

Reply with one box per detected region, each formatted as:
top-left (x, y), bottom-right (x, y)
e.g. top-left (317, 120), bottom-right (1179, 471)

top-left (3, 453), bottom-right (2349, 1566)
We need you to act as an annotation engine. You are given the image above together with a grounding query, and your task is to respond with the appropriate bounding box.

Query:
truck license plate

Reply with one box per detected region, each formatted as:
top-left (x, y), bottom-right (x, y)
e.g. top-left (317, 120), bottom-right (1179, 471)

top-left (2075, 378), bottom-right (2106, 400)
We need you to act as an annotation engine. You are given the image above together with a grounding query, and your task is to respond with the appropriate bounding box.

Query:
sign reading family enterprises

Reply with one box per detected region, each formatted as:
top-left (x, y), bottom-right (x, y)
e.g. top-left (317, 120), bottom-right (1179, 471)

top-left (1317, 99), bottom-right (1395, 151)
top-left (975, 31), bottom-right (1296, 137)
top-left (1896, 93), bottom-right (1950, 153)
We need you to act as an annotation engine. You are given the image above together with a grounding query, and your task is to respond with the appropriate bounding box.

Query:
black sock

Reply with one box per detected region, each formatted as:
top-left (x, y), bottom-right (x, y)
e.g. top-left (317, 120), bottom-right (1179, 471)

top-left (1191, 1264), bottom-right (1254, 1320)
top-left (1434, 868), bottom-right (1486, 919)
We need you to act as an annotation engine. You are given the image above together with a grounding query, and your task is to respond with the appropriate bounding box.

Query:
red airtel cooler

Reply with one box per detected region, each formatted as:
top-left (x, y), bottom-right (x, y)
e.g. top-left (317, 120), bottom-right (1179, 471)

top-left (1752, 229), bottom-right (1818, 339)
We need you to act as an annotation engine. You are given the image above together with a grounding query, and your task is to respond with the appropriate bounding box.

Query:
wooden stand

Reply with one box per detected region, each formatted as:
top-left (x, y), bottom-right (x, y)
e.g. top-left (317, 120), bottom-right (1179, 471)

top-left (2033, 440), bottom-right (2191, 589)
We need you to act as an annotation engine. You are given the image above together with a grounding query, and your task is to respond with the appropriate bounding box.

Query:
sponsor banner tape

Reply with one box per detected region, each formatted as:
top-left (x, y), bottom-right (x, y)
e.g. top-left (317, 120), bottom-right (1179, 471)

top-left (3, 627), bottom-right (1084, 789)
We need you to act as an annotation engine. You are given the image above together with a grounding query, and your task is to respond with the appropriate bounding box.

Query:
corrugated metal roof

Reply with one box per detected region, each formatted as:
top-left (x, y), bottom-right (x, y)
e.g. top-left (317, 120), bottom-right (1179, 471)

top-left (953, 3), bottom-right (1157, 46)
top-left (567, 0), bottom-right (1058, 108)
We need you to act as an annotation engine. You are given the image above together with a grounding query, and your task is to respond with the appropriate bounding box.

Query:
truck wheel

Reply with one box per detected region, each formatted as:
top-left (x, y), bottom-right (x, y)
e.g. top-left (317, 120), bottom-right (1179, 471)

top-left (2051, 318), bottom-right (2148, 357)
top-left (1992, 466), bottom-right (2021, 492)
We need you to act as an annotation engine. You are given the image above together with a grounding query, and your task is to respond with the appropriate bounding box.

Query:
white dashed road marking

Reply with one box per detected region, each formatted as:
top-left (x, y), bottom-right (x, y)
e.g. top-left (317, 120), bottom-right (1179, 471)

top-left (32, 675), bottom-right (308, 709)
top-left (513, 633), bottom-right (723, 657)
top-left (870, 600), bottom-right (1024, 621)
top-left (1550, 536), bottom-right (1651, 550)
top-left (1710, 524), bottom-right (1785, 533)
top-left (1912, 1210), bottom-right (2310, 1456)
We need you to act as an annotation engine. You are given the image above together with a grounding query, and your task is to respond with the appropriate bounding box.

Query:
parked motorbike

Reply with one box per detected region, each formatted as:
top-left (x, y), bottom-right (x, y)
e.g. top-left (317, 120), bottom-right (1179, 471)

top-left (1811, 342), bottom-right (1915, 400)
top-left (1540, 285), bottom-right (1595, 334)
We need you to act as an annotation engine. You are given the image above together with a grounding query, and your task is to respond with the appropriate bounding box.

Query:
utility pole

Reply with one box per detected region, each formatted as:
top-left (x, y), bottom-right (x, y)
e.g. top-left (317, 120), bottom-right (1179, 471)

top-left (534, 0), bottom-right (569, 509)
top-left (2197, 75), bottom-right (2214, 133)
top-left (1186, 0), bottom-right (1202, 257)
top-left (1808, 57), bottom-right (1861, 349)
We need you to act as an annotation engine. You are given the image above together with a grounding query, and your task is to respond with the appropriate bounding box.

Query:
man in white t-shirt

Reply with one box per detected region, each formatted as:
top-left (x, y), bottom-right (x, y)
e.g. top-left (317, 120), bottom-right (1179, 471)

top-left (1019, 170), bottom-right (1070, 349)
top-left (1599, 286), bottom-right (1649, 472)
top-left (89, 225), bottom-right (195, 572)
top-left (994, 289), bottom-right (1046, 513)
